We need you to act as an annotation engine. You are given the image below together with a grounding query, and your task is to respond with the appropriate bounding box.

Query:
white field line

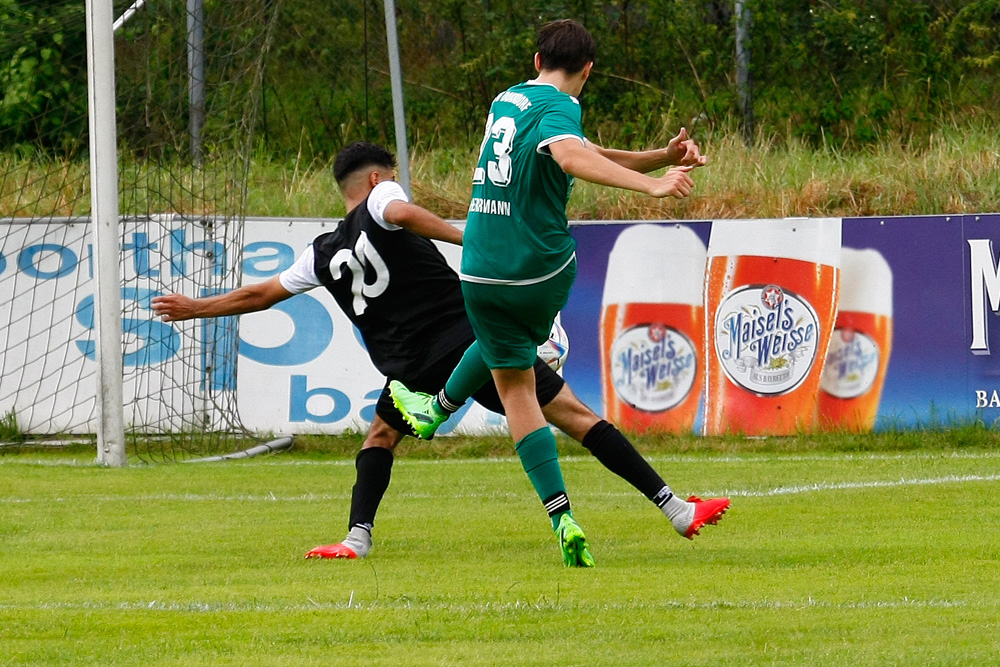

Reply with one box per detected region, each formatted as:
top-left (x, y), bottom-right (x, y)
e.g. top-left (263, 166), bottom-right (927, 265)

top-left (2, 473), bottom-right (999, 505)
top-left (712, 473), bottom-right (1000, 498)
top-left (0, 596), bottom-right (977, 615)
top-left (0, 458), bottom-right (103, 467)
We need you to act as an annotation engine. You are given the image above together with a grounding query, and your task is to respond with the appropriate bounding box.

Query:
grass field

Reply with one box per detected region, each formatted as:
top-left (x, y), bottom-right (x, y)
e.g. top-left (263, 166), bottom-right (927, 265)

top-left (2, 436), bottom-right (1000, 665)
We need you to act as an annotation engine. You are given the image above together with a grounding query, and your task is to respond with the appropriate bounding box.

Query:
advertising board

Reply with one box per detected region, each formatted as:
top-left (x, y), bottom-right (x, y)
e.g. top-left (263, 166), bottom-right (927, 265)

top-left (3, 214), bottom-right (999, 435)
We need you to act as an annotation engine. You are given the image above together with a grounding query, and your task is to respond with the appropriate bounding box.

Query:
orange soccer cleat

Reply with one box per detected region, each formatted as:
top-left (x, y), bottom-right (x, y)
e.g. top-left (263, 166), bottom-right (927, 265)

top-left (678, 495), bottom-right (730, 539)
top-left (304, 543), bottom-right (360, 559)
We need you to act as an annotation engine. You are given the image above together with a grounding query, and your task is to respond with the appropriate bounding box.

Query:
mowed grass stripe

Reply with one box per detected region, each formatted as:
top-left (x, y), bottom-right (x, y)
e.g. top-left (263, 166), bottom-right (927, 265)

top-left (5, 447), bottom-right (1000, 468)
top-left (3, 472), bottom-right (1000, 504)
top-left (0, 596), bottom-right (979, 613)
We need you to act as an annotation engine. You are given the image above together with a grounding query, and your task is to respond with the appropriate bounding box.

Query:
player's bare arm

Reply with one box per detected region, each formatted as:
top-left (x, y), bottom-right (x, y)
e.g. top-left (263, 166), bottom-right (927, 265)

top-left (588, 127), bottom-right (707, 172)
top-left (382, 200), bottom-right (463, 245)
top-left (151, 275), bottom-right (293, 321)
top-left (549, 138), bottom-right (695, 199)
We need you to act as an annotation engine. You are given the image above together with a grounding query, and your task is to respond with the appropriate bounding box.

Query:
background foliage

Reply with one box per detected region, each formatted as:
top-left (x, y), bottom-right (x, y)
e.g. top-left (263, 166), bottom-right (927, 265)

top-left (0, 0), bottom-right (87, 153)
top-left (1, 0), bottom-right (999, 159)
top-left (262, 0), bottom-right (1000, 154)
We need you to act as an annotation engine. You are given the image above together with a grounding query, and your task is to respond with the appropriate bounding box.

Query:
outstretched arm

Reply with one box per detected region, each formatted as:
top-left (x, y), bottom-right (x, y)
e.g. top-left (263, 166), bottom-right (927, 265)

top-left (588, 127), bottom-right (707, 173)
top-left (549, 138), bottom-right (695, 199)
top-left (383, 201), bottom-right (464, 245)
top-left (151, 275), bottom-right (294, 322)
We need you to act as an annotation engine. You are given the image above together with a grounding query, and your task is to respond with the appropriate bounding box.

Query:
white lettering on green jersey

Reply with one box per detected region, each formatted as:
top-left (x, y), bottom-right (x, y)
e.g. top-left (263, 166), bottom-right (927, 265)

top-left (468, 197), bottom-right (512, 216)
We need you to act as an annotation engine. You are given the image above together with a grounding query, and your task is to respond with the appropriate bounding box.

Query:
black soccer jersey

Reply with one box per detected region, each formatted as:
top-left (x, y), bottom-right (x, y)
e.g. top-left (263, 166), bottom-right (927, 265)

top-left (280, 181), bottom-right (472, 380)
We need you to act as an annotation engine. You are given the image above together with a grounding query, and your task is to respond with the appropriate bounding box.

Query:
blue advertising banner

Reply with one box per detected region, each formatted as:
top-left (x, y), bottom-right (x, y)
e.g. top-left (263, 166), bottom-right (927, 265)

top-left (4, 214), bottom-right (998, 435)
top-left (965, 213), bottom-right (1000, 422)
top-left (563, 215), bottom-right (1000, 433)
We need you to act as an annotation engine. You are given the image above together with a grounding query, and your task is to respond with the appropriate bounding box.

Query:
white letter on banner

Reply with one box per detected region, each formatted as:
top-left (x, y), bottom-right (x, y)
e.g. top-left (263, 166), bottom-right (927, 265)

top-left (969, 239), bottom-right (1000, 354)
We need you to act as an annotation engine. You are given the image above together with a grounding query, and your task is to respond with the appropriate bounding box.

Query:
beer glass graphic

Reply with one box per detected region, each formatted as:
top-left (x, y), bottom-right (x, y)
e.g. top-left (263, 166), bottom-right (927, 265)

top-left (600, 224), bottom-right (706, 433)
top-left (704, 218), bottom-right (841, 436)
top-left (818, 248), bottom-right (893, 431)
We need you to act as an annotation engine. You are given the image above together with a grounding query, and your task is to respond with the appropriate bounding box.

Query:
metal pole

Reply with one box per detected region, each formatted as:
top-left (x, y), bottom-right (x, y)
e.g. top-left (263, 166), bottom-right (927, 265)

top-left (85, 0), bottom-right (126, 466)
top-left (112, 0), bottom-right (148, 33)
top-left (382, 0), bottom-right (411, 197)
top-left (187, 0), bottom-right (205, 165)
top-left (735, 0), bottom-right (754, 145)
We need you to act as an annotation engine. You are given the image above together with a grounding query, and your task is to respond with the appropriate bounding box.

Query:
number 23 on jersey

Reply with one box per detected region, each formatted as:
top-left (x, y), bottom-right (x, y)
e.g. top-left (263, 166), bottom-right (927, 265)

top-left (474, 113), bottom-right (517, 188)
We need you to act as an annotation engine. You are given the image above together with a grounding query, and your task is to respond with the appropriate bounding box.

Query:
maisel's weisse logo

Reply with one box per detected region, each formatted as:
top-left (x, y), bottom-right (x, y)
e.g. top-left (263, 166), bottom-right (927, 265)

top-left (610, 323), bottom-right (697, 412)
top-left (820, 329), bottom-right (880, 399)
top-left (715, 284), bottom-right (820, 396)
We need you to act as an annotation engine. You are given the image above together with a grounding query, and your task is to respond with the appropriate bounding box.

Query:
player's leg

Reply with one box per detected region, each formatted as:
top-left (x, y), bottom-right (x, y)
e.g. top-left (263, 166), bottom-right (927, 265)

top-left (474, 269), bottom-right (592, 566)
top-left (492, 365), bottom-right (593, 567)
top-left (537, 372), bottom-right (729, 539)
top-left (346, 418), bottom-right (403, 554)
top-left (390, 341), bottom-right (492, 439)
top-left (441, 341), bottom-right (493, 412)
top-left (305, 392), bottom-right (407, 559)
top-left (493, 366), bottom-right (568, 529)
top-left (468, 362), bottom-right (574, 531)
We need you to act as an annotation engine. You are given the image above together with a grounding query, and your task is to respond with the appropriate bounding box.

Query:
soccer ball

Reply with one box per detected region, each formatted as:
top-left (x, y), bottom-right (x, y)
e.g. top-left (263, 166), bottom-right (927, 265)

top-left (537, 320), bottom-right (570, 372)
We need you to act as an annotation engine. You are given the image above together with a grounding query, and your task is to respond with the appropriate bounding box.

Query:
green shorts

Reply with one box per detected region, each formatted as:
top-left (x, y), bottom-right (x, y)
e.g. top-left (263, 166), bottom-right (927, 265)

top-left (461, 260), bottom-right (576, 370)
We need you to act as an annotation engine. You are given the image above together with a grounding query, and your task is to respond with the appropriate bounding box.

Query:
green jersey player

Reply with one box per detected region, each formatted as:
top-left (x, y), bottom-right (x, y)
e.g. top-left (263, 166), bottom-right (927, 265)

top-left (392, 19), bottom-right (710, 567)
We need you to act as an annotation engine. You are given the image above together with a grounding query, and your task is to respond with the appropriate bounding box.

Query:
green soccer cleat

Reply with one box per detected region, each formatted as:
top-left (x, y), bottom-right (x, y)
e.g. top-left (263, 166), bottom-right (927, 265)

top-left (555, 514), bottom-right (595, 568)
top-left (389, 380), bottom-right (448, 440)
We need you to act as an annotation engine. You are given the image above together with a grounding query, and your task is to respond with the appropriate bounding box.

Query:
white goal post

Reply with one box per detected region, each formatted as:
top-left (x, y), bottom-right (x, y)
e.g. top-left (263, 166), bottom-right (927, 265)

top-left (85, 0), bottom-right (125, 466)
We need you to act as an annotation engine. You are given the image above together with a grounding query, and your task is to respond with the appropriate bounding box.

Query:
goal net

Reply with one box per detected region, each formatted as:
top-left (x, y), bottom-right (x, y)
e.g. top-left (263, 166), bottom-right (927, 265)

top-left (1, 0), bottom-right (280, 461)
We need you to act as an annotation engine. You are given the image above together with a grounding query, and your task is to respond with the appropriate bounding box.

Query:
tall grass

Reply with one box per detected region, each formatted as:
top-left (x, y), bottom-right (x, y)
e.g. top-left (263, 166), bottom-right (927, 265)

top-left (3, 123), bottom-right (999, 220)
top-left (0, 153), bottom-right (89, 218)
top-left (0, 411), bottom-right (24, 443)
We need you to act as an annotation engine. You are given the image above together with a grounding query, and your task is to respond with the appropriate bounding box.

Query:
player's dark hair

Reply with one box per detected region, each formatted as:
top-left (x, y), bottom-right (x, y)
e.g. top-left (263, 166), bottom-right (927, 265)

top-left (536, 19), bottom-right (596, 74)
top-left (333, 141), bottom-right (396, 184)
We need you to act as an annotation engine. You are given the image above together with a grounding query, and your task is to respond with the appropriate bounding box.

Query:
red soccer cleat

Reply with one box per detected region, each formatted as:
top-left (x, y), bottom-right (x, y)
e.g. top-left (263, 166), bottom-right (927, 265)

top-left (304, 543), bottom-right (359, 559)
top-left (682, 495), bottom-right (730, 539)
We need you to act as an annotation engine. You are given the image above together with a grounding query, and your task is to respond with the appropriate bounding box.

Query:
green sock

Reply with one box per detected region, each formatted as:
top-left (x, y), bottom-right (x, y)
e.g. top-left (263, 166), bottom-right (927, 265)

top-left (441, 341), bottom-right (492, 408)
top-left (515, 427), bottom-right (571, 530)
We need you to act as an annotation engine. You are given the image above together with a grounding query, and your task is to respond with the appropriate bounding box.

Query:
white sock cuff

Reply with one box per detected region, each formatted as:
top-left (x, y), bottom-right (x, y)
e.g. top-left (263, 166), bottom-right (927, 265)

top-left (436, 389), bottom-right (463, 414)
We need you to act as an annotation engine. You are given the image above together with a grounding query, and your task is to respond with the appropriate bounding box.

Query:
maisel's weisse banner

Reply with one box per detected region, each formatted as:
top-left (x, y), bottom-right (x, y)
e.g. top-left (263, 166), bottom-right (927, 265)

top-left (563, 214), bottom-right (1000, 435)
top-left (2, 215), bottom-right (1000, 434)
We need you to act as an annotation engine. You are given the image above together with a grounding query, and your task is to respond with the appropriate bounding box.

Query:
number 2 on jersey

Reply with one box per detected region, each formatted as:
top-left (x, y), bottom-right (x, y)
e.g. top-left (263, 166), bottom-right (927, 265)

top-left (329, 231), bottom-right (389, 316)
top-left (475, 113), bottom-right (517, 188)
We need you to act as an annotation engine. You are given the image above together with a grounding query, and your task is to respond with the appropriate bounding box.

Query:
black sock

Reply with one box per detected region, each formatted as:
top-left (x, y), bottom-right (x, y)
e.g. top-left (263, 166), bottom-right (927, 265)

top-left (348, 447), bottom-right (394, 531)
top-left (435, 388), bottom-right (463, 414)
top-left (581, 420), bottom-right (669, 503)
top-left (543, 492), bottom-right (572, 520)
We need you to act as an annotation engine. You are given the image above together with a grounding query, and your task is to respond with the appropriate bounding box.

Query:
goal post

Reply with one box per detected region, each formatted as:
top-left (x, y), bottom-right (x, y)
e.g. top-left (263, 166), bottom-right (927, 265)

top-left (382, 0), bottom-right (411, 198)
top-left (85, 0), bottom-right (126, 466)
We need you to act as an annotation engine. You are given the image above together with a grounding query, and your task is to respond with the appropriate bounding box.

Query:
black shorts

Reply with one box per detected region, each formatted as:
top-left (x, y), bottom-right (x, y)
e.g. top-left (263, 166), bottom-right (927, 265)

top-left (375, 345), bottom-right (566, 436)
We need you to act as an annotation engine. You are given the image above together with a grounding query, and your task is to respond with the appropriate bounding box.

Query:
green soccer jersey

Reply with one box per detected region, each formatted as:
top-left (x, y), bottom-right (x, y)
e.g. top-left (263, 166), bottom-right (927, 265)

top-left (460, 81), bottom-right (585, 284)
